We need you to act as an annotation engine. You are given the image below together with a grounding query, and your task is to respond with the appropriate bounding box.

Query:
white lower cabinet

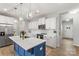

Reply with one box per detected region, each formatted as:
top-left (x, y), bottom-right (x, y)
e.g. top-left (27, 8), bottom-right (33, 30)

top-left (47, 38), bottom-right (56, 48)
top-left (44, 35), bottom-right (56, 48)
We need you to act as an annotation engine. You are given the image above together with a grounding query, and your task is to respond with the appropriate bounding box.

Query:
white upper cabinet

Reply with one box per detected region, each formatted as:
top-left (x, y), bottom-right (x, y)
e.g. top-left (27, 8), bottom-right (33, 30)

top-left (28, 21), bottom-right (38, 29)
top-left (38, 17), bottom-right (45, 25)
top-left (34, 21), bottom-right (38, 29)
top-left (46, 17), bottom-right (56, 29)
top-left (28, 17), bottom-right (56, 30)
top-left (28, 22), bottom-right (34, 29)
top-left (28, 17), bottom-right (45, 30)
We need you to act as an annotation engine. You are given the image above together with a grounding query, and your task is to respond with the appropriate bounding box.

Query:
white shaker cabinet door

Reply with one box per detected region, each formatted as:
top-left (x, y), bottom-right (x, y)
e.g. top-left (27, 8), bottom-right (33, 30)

top-left (28, 21), bottom-right (38, 29)
top-left (34, 21), bottom-right (38, 29)
top-left (46, 17), bottom-right (56, 29)
top-left (47, 37), bottom-right (56, 48)
top-left (44, 35), bottom-right (57, 48)
top-left (28, 22), bottom-right (33, 29)
top-left (39, 18), bottom-right (45, 25)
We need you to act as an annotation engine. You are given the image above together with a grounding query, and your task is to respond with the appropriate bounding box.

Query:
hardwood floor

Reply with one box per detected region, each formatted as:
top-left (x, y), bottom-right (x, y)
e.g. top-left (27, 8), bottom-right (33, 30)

top-left (75, 46), bottom-right (79, 56)
top-left (46, 46), bottom-right (59, 56)
top-left (0, 39), bottom-right (79, 56)
top-left (59, 39), bottom-right (76, 56)
top-left (46, 39), bottom-right (78, 56)
top-left (0, 45), bottom-right (14, 56)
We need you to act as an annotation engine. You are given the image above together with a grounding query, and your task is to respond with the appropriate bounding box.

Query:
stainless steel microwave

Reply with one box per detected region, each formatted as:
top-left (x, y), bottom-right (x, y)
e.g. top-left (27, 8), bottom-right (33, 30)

top-left (38, 24), bottom-right (45, 29)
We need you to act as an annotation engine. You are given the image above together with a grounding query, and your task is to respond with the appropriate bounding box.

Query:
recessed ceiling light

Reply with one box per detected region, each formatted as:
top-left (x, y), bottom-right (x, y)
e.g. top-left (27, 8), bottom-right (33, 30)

top-left (69, 11), bottom-right (77, 14)
top-left (14, 20), bottom-right (18, 23)
top-left (28, 13), bottom-right (33, 18)
top-left (65, 19), bottom-right (70, 22)
top-left (15, 3), bottom-right (19, 5)
top-left (3, 8), bottom-right (8, 11)
top-left (19, 17), bottom-right (23, 21)
top-left (36, 10), bottom-right (40, 13)
top-left (69, 9), bottom-right (79, 14)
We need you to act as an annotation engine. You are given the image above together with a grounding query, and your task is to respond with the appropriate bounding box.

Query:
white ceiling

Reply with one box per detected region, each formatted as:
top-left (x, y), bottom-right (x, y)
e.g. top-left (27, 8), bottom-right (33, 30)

top-left (0, 3), bottom-right (79, 20)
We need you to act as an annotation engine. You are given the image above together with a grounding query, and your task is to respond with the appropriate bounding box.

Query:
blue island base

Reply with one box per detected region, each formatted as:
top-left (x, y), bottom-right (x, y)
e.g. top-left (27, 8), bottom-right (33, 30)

top-left (14, 42), bottom-right (46, 56)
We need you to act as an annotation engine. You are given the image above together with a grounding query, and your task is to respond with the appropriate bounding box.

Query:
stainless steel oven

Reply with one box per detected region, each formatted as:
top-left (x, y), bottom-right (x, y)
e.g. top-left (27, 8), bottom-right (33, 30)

top-left (37, 34), bottom-right (44, 39)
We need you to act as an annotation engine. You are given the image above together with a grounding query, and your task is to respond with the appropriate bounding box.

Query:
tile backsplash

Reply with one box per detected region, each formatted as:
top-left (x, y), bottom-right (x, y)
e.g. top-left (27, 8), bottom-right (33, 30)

top-left (28, 29), bottom-right (56, 37)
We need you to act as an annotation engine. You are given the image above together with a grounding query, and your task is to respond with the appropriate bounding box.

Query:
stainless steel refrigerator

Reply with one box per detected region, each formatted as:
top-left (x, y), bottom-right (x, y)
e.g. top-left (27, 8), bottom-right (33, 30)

top-left (0, 25), bottom-right (13, 47)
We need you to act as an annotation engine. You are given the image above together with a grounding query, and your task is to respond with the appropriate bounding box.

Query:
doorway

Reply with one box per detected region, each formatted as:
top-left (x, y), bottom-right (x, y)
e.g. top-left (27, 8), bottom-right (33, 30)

top-left (62, 18), bottom-right (73, 39)
top-left (58, 13), bottom-right (76, 56)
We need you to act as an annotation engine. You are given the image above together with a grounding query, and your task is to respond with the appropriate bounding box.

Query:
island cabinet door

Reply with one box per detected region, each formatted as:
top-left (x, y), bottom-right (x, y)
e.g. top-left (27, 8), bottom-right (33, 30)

top-left (14, 43), bottom-right (25, 56)
top-left (14, 43), bottom-right (19, 53)
top-left (25, 50), bottom-right (33, 56)
top-left (24, 48), bottom-right (35, 56)
top-left (33, 42), bottom-right (46, 56)
top-left (18, 46), bottom-right (25, 56)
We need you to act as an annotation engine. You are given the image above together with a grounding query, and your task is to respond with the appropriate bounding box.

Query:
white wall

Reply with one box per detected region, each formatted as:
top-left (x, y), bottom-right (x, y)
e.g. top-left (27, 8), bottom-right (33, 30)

top-left (62, 21), bottom-right (73, 38)
top-left (73, 13), bottom-right (79, 46)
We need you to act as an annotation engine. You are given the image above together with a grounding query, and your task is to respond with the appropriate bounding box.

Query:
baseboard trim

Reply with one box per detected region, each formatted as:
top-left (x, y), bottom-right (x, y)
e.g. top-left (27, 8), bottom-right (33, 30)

top-left (62, 37), bottom-right (73, 39)
top-left (46, 45), bottom-right (56, 48)
top-left (0, 44), bottom-right (13, 48)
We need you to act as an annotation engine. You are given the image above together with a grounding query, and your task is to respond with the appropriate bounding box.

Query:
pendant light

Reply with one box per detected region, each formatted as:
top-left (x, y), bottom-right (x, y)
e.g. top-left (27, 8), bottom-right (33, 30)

top-left (19, 3), bottom-right (23, 21)
top-left (27, 3), bottom-right (33, 19)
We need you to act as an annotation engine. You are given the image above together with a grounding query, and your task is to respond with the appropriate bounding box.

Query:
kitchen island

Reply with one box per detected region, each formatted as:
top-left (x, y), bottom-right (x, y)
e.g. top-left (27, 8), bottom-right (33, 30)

top-left (9, 36), bottom-right (46, 56)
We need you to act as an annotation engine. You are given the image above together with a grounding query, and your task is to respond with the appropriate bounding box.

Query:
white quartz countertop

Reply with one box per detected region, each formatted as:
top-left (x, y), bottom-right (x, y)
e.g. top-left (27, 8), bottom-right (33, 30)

top-left (9, 36), bottom-right (46, 50)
